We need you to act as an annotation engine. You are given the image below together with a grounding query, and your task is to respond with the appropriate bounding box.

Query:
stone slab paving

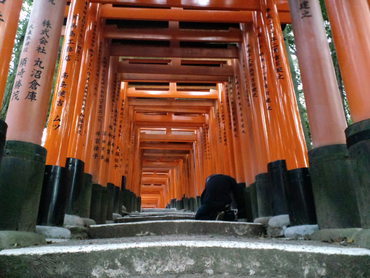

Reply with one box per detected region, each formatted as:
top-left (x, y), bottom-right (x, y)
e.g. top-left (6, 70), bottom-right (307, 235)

top-left (0, 235), bottom-right (369, 277)
top-left (88, 220), bottom-right (265, 239)
top-left (116, 215), bottom-right (195, 223)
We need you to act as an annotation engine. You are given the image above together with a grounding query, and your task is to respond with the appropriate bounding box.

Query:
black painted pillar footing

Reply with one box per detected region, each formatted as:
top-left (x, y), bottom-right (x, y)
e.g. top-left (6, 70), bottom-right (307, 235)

top-left (346, 119), bottom-right (370, 228)
top-left (244, 186), bottom-right (254, 222)
top-left (268, 160), bottom-right (289, 216)
top-left (255, 173), bottom-right (273, 218)
top-left (286, 168), bottom-right (317, 226)
top-left (113, 185), bottom-right (120, 214)
top-left (196, 196), bottom-right (201, 210)
top-left (37, 165), bottom-right (70, 226)
top-left (0, 141), bottom-right (46, 231)
top-left (90, 184), bottom-right (103, 224)
top-left (106, 183), bottom-right (115, 220)
top-left (79, 173), bottom-right (93, 218)
top-left (65, 158), bottom-right (84, 216)
top-left (249, 183), bottom-right (258, 220)
top-left (176, 199), bottom-right (183, 210)
top-left (0, 120), bottom-right (7, 164)
top-left (100, 186), bottom-right (108, 223)
top-left (309, 144), bottom-right (361, 228)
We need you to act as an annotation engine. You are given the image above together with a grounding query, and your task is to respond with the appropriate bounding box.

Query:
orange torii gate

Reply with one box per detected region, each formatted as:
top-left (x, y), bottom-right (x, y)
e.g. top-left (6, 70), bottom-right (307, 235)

top-left (0, 0), bottom-right (369, 247)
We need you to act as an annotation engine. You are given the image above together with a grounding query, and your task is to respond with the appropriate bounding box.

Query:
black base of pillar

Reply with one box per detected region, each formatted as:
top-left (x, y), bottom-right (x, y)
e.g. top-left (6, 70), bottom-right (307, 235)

top-left (346, 119), bottom-right (370, 228)
top-left (255, 173), bottom-right (273, 218)
top-left (118, 187), bottom-right (124, 214)
top-left (189, 198), bottom-right (196, 212)
top-left (113, 185), bottom-right (120, 214)
top-left (235, 183), bottom-right (248, 219)
top-left (79, 173), bottom-right (92, 218)
top-left (0, 120), bottom-right (7, 164)
top-left (106, 183), bottom-right (115, 220)
top-left (268, 160), bottom-right (289, 216)
top-left (286, 168), bottom-right (317, 226)
top-left (100, 186), bottom-right (108, 223)
top-left (90, 184), bottom-right (103, 223)
top-left (182, 197), bottom-right (189, 210)
top-left (244, 186), bottom-right (254, 222)
top-left (309, 144), bottom-right (361, 229)
top-left (37, 165), bottom-right (70, 226)
top-left (138, 196), bottom-right (141, 212)
top-left (65, 158), bottom-right (85, 216)
top-left (196, 196), bottom-right (201, 210)
top-left (170, 199), bottom-right (176, 208)
top-left (122, 189), bottom-right (130, 212)
top-left (176, 200), bottom-right (183, 210)
top-left (0, 141), bottom-right (46, 231)
top-left (249, 183), bottom-right (258, 220)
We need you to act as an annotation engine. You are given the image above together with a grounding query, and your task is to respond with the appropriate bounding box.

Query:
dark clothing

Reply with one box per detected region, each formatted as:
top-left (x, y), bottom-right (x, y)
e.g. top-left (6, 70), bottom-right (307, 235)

top-left (195, 174), bottom-right (240, 220)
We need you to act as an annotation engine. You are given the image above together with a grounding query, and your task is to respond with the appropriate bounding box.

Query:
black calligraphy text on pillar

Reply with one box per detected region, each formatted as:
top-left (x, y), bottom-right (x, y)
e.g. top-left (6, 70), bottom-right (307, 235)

top-left (0, 0), bottom-right (6, 22)
top-left (52, 2), bottom-right (88, 131)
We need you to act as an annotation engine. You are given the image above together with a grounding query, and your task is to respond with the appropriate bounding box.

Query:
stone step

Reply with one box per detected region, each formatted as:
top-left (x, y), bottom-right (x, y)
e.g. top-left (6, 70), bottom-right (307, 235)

top-left (116, 214), bottom-right (195, 223)
top-left (88, 220), bottom-right (265, 239)
top-left (1, 235), bottom-right (369, 277)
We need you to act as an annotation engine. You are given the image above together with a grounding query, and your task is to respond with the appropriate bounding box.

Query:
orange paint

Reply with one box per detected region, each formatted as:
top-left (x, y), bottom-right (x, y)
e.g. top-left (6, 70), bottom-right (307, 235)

top-left (45, 0), bottom-right (89, 166)
top-left (260, 0), bottom-right (308, 169)
top-left (6, 0), bottom-right (67, 144)
top-left (67, 3), bottom-right (100, 161)
top-left (288, 0), bottom-right (347, 147)
top-left (0, 0), bottom-right (22, 105)
top-left (325, 0), bottom-right (370, 123)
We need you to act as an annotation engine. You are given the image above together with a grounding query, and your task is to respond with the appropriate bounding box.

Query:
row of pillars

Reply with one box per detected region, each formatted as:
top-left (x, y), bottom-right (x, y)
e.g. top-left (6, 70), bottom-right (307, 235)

top-left (166, 0), bottom-right (370, 229)
top-left (0, 0), bottom-right (368, 236)
top-left (0, 0), bottom-right (143, 232)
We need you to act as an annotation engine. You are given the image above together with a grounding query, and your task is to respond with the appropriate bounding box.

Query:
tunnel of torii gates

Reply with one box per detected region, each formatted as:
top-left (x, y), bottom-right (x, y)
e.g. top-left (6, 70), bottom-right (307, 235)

top-left (0, 0), bottom-right (369, 233)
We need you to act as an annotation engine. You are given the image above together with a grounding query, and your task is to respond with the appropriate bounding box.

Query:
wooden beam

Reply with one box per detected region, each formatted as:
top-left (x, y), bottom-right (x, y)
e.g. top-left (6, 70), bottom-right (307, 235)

top-left (90, 0), bottom-right (289, 12)
top-left (121, 73), bottom-right (229, 82)
top-left (140, 142), bottom-right (193, 150)
top-left (110, 45), bottom-right (239, 59)
top-left (134, 106), bottom-right (210, 113)
top-left (104, 26), bottom-right (242, 42)
top-left (101, 6), bottom-right (253, 23)
top-left (128, 98), bottom-right (215, 107)
top-left (135, 113), bottom-right (206, 125)
top-left (140, 133), bottom-right (197, 142)
top-left (127, 88), bottom-right (219, 99)
top-left (118, 62), bottom-right (233, 76)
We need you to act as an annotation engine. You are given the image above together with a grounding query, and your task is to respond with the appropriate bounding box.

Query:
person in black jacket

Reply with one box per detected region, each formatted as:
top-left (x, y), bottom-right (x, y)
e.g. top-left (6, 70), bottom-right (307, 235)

top-left (195, 174), bottom-right (246, 220)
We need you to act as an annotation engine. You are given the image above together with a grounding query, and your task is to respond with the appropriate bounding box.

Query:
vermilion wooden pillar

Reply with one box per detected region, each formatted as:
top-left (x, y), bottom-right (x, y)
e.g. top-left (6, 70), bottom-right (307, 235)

top-left (240, 23), bottom-right (270, 180)
top-left (67, 4), bottom-right (100, 162)
top-left (44, 0), bottom-right (89, 167)
top-left (288, 0), bottom-right (360, 228)
top-left (38, 0), bottom-right (90, 227)
top-left (325, 0), bottom-right (370, 228)
top-left (0, 0), bottom-right (23, 106)
top-left (325, 0), bottom-right (370, 124)
top-left (219, 83), bottom-right (236, 179)
top-left (0, 0), bottom-right (67, 233)
top-left (63, 4), bottom-right (100, 218)
top-left (225, 81), bottom-right (244, 183)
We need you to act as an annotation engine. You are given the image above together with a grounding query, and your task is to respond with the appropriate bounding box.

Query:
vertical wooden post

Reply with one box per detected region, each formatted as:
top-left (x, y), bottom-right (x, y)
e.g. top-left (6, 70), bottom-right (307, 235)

top-left (44, 0), bottom-right (89, 167)
top-left (0, 0), bottom-right (67, 233)
top-left (288, 0), bottom-right (360, 228)
top-left (325, 0), bottom-right (370, 228)
top-left (325, 0), bottom-right (370, 123)
top-left (0, 0), bottom-right (23, 105)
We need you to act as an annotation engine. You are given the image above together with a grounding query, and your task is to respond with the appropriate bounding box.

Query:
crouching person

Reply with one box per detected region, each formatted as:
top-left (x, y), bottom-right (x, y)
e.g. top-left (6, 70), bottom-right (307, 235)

top-left (195, 174), bottom-right (245, 221)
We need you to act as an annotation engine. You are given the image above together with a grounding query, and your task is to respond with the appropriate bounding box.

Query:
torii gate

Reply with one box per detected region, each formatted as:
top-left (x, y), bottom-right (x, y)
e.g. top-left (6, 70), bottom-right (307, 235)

top-left (0, 0), bottom-right (369, 246)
